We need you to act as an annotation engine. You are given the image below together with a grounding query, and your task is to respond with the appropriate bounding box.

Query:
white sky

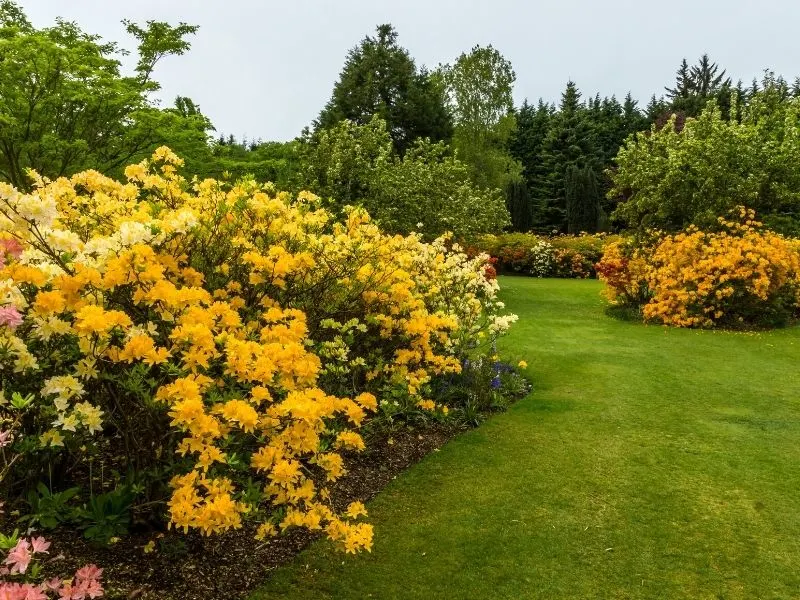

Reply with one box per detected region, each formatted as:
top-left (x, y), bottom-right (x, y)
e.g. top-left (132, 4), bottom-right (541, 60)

top-left (23, 0), bottom-right (800, 141)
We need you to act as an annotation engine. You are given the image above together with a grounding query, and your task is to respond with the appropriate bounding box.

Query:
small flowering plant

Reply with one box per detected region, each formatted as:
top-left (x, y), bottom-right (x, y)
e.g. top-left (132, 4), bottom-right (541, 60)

top-left (0, 528), bottom-right (104, 599)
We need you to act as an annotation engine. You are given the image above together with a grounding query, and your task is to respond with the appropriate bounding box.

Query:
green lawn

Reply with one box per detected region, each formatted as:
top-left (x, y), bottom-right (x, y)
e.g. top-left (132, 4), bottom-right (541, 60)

top-left (252, 277), bottom-right (800, 599)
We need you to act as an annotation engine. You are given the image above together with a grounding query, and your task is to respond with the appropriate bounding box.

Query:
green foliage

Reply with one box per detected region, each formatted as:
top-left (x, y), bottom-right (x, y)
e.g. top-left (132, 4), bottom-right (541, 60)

top-left (301, 117), bottom-right (509, 238)
top-left (0, 2), bottom-right (198, 189)
top-left (538, 82), bottom-right (601, 230)
top-left (440, 45), bottom-right (522, 192)
top-left (122, 19), bottom-right (199, 86)
top-left (510, 100), bottom-right (554, 216)
top-left (75, 487), bottom-right (135, 545)
top-left (512, 86), bottom-right (648, 234)
top-left (664, 54), bottom-right (732, 119)
top-left (300, 116), bottom-right (392, 207)
top-left (0, 529), bottom-right (20, 550)
top-left (565, 164), bottom-right (601, 234)
top-left (505, 180), bottom-right (533, 232)
top-left (207, 137), bottom-right (302, 188)
top-left (316, 24), bottom-right (452, 155)
top-left (611, 91), bottom-right (800, 232)
top-left (368, 139), bottom-right (510, 238)
top-left (20, 483), bottom-right (80, 530)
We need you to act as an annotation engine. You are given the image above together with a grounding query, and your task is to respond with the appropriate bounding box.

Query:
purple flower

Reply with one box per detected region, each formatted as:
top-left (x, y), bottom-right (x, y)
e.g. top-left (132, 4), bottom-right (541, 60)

top-left (490, 376), bottom-right (501, 389)
top-left (0, 306), bottom-right (22, 329)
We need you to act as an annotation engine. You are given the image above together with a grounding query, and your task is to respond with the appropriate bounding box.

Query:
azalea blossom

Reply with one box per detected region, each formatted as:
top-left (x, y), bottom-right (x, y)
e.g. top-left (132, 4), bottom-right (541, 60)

top-left (0, 306), bottom-right (22, 329)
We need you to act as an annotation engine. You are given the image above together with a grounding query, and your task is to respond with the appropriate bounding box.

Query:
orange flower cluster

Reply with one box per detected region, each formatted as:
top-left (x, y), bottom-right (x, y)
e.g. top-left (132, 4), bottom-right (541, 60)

top-left (597, 210), bottom-right (800, 327)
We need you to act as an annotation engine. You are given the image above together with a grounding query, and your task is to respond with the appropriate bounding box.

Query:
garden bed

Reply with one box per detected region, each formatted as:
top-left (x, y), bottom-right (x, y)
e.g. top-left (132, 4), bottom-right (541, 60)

top-left (2, 423), bottom-right (464, 600)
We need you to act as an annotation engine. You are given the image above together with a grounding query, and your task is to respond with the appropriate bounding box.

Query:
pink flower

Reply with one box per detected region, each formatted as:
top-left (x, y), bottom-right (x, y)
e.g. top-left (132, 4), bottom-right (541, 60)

top-left (4, 539), bottom-right (31, 574)
top-left (79, 578), bottom-right (103, 599)
top-left (21, 584), bottom-right (47, 600)
top-left (56, 582), bottom-right (80, 600)
top-left (0, 306), bottom-right (22, 329)
top-left (28, 538), bottom-right (50, 555)
top-left (74, 565), bottom-right (102, 583)
top-left (0, 430), bottom-right (12, 448)
top-left (0, 582), bottom-right (27, 600)
top-left (0, 581), bottom-right (46, 600)
top-left (0, 238), bottom-right (23, 259)
top-left (40, 578), bottom-right (62, 592)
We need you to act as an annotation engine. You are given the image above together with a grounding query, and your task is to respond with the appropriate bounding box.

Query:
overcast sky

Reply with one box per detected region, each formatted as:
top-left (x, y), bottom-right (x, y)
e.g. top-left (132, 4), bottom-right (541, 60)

top-left (24, 0), bottom-right (800, 141)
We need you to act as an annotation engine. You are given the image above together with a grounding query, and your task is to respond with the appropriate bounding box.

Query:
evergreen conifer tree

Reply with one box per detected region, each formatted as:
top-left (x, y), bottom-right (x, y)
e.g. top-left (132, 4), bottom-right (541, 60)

top-left (505, 179), bottom-right (533, 232)
top-left (565, 164), bottom-right (601, 233)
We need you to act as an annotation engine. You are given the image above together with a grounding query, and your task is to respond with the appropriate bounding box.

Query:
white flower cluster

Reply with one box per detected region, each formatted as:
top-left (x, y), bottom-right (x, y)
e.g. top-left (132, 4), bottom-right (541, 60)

top-left (528, 240), bottom-right (555, 277)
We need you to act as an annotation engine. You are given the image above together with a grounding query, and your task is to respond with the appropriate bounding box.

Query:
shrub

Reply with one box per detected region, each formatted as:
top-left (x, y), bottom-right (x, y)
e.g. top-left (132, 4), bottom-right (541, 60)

top-left (300, 117), bottom-right (510, 239)
top-left (469, 233), bottom-right (614, 278)
top-left (610, 90), bottom-right (800, 234)
top-left (0, 148), bottom-right (515, 552)
top-left (528, 240), bottom-right (555, 277)
top-left (594, 238), bottom-right (651, 307)
top-left (596, 209), bottom-right (800, 328)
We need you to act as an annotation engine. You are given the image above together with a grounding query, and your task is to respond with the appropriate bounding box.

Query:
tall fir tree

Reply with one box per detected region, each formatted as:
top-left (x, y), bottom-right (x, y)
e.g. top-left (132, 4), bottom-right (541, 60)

top-left (316, 24), bottom-right (452, 155)
top-left (505, 179), bottom-right (533, 232)
top-left (662, 54), bottom-right (732, 119)
top-left (539, 81), bottom-right (599, 231)
top-left (565, 164), bottom-right (601, 233)
top-left (509, 99), bottom-right (554, 216)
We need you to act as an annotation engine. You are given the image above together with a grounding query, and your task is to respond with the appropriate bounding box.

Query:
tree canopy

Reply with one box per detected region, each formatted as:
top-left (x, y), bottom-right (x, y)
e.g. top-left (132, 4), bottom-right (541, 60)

top-left (315, 24), bottom-right (452, 155)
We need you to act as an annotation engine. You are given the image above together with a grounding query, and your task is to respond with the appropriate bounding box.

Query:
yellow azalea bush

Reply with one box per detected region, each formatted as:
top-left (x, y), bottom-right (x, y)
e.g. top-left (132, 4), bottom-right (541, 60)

top-left (596, 209), bottom-right (800, 328)
top-left (0, 148), bottom-right (515, 552)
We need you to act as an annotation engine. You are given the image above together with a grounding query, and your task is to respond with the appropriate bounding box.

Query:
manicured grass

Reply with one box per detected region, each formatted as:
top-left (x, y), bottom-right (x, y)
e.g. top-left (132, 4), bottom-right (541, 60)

top-left (251, 277), bottom-right (800, 599)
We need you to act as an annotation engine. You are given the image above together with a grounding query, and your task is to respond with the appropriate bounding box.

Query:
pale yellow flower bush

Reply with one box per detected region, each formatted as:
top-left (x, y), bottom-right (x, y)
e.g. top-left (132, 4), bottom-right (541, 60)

top-left (0, 148), bottom-right (514, 551)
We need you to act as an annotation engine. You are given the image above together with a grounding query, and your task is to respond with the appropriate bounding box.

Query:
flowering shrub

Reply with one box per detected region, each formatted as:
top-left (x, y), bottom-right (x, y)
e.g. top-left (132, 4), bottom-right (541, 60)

top-left (528, 240), bottom-right (555, 277)
top-left (594, 238), bottom-right (651, 307)
top-left (0, 528), bottom-right (104, 599)
top-left (596, 210), bottom-right (800, 328)
top-left (0, 148), bottom-right (515, 553)
top-left (468, 233), bottom-right (614, 278)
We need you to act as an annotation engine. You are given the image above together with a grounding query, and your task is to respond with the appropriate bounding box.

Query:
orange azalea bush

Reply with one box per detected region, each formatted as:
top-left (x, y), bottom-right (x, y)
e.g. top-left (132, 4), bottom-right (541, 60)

top-left (596, 210), bottom-right (800, 328)
top-left (0, 148), bottom-right (514, 552)
top-left (594, 238), bottom-right (651, 307)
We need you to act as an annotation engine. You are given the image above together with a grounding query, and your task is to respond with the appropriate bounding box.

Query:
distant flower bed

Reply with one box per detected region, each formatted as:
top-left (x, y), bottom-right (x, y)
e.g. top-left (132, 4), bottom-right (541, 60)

top-left (466, 233), bottom-right (617, 279)
top-left (596, 209), bottom-right (800, 328)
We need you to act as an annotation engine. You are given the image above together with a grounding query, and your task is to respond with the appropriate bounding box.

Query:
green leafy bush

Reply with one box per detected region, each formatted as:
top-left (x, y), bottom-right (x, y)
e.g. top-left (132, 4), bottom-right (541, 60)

top-left (611, 88), bottom-right (800, 233)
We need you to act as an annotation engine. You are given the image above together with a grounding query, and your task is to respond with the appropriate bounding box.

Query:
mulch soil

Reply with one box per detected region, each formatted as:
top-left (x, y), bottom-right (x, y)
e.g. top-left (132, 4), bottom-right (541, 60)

top-left (10, 423), bottom-right (463, 600)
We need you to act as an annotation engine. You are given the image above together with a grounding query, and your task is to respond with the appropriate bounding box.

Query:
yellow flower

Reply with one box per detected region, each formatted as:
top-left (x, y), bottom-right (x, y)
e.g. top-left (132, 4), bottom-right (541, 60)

top-left (345, 501), bottom-right (368, 519)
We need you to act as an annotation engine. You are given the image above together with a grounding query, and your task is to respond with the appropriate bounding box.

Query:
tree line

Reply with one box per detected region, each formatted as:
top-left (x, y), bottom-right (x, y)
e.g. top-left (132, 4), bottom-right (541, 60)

top-left (3, 3), bottom-right (800, 236)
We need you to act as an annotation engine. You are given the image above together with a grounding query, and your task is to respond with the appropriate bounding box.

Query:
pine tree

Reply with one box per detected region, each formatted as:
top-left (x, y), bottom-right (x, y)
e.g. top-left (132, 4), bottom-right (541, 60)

top-left (664, 54), bottom-right (732, 118)
top-left (505, 179), bottom-right (533, 232)
top-left (691, 54), bottom-right (730, 97)
top-left (538, 81), bottom-right (599, 231)
top-left (622, 92), bottom-right (648, 135)
top-left (509, 99), bottom-right (554, 223)
top-left (665, 59), bottom-right (693, 99)
top-left (565, 165), bottom-right (601, 233)
top-left (316, 24), bottom-right (452, 154)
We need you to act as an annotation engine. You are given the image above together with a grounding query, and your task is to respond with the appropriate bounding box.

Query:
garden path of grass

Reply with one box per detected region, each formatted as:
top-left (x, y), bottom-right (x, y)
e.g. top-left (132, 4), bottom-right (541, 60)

top-left (252, 277), bottom-right (800, 599)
